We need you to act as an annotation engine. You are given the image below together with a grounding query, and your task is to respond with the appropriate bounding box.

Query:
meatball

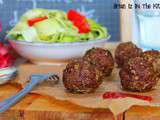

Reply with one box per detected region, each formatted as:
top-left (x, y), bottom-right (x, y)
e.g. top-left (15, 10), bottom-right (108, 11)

top-left (115, 42), bottom-right (142, 68)
top-left (119, 57), bottom-right (158, 92)
top-left (142, 50), bottom-right (160, 62)
top-left (83, 48), bottom-right (114, 77)
top-left (142, 50), bottom-right (160, 73)
top-left (63, 59), bottom-right (103, 94)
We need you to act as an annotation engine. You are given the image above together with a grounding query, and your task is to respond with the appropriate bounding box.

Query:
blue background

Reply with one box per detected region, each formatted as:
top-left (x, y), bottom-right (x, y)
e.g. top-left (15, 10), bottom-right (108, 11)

top-left (0, 0), bottom-right (120, 41)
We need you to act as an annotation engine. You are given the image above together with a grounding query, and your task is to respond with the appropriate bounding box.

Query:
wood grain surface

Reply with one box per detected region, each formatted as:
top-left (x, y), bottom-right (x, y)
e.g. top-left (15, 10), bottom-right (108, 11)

top-left (0, 84), bottom-right (121, 120)
top-left (125, 106), bottom-right (160, 120)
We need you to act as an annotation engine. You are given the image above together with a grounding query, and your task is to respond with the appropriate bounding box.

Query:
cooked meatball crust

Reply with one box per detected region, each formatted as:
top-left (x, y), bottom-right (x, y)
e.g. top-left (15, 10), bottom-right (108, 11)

top-left (120, 57), bottom-right (158, 92)
top-left (142, 50), bottom-right (160, 74)
top-left (115, 42), bottom-right (142, 68)
top-left (84, 48), bottom-right (114, 77)
top-left (63, 59), bottom-right (103, 94)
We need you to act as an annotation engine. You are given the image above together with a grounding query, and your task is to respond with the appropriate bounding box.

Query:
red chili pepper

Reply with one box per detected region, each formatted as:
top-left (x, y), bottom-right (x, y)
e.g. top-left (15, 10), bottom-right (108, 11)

top-left (67, 9), bottom-right (80, 21)
top-left (28, 16), bottom-right (48, 27)
top-left (103, 91), bottom-right (152, 102)
top-left (67, 9), bottom-right (91, 33)
top-left (79, 23), bottom-right (91, 33)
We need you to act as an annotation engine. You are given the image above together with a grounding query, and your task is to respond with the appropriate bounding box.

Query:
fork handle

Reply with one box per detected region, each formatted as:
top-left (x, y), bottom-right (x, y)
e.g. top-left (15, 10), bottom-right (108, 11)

top-left (0, 79), bottom-right (39, 113)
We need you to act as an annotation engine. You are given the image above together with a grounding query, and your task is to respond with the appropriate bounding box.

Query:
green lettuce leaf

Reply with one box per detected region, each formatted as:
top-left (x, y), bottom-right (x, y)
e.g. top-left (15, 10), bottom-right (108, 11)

top-left (21, 27), bottom-right (40, 42)
top-left (8, 21), bottom-right (29, 35)
top-left (88, 19), bottom-right (108, 39)
top-left (21, 8), bottom-right (48, 21)
top-left (8, 9), bottom-right (108, 43)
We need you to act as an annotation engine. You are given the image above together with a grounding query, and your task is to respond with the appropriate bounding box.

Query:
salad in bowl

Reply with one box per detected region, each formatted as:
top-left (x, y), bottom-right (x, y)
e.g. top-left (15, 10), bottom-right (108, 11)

top-left (7, 9), bottom-right (110, 65)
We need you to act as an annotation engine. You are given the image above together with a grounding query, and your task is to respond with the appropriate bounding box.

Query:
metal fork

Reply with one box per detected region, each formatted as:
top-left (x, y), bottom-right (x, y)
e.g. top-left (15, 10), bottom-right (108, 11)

top-left (0, 74), bottom-right (59, 113)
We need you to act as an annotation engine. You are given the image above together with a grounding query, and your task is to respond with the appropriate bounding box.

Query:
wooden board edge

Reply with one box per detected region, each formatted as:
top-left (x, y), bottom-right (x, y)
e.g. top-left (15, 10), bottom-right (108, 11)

top-left (0, 109), bottom-right (123, 120)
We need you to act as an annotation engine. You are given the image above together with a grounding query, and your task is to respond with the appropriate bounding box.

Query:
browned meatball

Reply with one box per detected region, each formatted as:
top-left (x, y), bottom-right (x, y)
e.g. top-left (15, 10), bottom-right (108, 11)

top-left (142, 50), bottom-right (160, 73)
top-left (119, 57), bottom-right (158, 92)
top-left (115, 42), bottom-right (142, 68)
top-left (142, 50), bottom-right (160, 62)
top-left (83, 48), bottom-right (114, 77)
top-left (63, 59), bottom-right (103, 94)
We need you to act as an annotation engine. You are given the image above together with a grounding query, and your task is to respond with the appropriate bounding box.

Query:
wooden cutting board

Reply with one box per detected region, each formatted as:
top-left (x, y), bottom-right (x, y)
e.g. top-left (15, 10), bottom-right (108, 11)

top-left (0, 84), bottom-right (119, 120)
top-left (0, 63), bottom-right (122, 120)
top-left (1, 63), bottom-right (160, 120)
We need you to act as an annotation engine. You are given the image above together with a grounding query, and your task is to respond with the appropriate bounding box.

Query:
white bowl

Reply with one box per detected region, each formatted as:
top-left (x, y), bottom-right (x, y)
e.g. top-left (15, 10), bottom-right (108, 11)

top-left (7, 36), bottom-right (110, 65)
